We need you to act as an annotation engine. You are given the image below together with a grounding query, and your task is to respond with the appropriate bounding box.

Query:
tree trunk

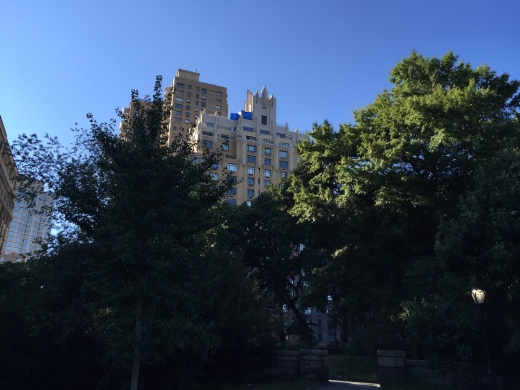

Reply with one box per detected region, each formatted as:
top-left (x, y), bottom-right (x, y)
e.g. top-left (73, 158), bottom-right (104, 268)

top-left (130, 297), bottom-right (142, 390)
top-left (279, 303), bottom-right (286, 346)
top-left (288, 299), bottom-right (312, 341)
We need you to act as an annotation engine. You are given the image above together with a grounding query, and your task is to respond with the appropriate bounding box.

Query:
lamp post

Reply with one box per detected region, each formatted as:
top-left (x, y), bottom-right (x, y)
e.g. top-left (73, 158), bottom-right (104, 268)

top-left (471, 289), bottom-right (498, 390)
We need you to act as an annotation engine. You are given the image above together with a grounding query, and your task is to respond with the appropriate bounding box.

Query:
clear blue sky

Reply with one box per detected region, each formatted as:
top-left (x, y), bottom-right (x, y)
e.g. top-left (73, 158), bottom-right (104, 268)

top-left (2, 0), bottom-right (519, 147)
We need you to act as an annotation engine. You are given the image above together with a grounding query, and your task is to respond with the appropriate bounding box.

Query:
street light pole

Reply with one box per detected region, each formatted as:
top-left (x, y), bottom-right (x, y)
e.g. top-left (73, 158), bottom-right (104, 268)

top-left (471, 289), bottom-right (498, 390)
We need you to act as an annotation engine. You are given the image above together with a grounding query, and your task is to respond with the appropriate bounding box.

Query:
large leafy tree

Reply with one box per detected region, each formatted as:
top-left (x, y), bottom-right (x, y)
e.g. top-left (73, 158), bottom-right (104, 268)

top-left (221, 190), bottom-right (318, 342)
top-left (287, 51), bottom-right (520, 347)
top-left (401, 150), bottom-right (520, 367)
top-left (2, 77), bottom-right (269, 389)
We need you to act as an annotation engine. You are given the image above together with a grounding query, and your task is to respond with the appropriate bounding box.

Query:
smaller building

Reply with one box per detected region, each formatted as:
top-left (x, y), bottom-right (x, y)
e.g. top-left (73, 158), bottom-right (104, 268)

top-left (0, 116), bottom-right (18, 255)
top-left (1, 185), bottom-right (53, 263)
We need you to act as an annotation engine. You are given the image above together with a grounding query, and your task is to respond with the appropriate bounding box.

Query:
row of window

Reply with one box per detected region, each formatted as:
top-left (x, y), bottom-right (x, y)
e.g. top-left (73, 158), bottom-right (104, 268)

top-left (177, 83), bottom-right (222, 96)
top-left (200, 140), bottom-right (290, 159)
top-left (227, 187), bottom-right (265, 198)
top-left (227, 164), bottom-right (283, 178)
top-left (174, 97), bottom-right (209, 108)
top-left (176, 92), bottom-right (221, 103)
top-left (246, 177), bottom-right (271, 186)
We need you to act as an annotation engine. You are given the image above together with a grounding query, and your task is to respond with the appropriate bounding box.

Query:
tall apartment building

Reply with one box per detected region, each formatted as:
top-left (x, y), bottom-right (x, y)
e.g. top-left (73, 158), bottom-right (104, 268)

top-left (192, 86), bottom-right (304, 205)
top-left (2, 185), bottom-right (53, 262)
top-left (167, 69), bottom-right (228, 143)
top-left (0, 116), bottom-right (18, 255)
top-left (122, 70), bottom-right (304, 205)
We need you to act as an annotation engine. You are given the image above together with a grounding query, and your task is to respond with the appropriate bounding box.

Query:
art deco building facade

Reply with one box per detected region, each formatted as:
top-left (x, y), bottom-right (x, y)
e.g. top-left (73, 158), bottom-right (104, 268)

top-left (2, 185), bottom-right (53, 263)
top-left (0, 116), bottom-right (18, 255)
top-left (122, 70), bottom-right (304, 205)
top-left (190, 86), bottom-right (304, 205)
top-left (167, 69), bottom-right (228, 139)
top-left (166, 70), bottom-right (304, 205)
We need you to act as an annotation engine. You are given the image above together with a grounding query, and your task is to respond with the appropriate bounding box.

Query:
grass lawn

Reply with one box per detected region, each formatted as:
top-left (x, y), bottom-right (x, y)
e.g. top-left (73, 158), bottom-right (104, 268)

top-left (329, 355), bottom-right (379, 383)
top-left (381, 381), bottom-right (450, 390)
top-left (202, 380), bottom-right (318, 390)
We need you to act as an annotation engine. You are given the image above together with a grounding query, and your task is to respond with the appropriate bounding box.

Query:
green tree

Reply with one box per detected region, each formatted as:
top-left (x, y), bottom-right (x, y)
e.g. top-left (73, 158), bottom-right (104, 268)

top-left (221, 190), bottom-right (316, 342)
top-left (401, 150), bottom-right (520, 366)
top-left (5, 77), bottom-right (269, 389)
top-left (287, 51), bottom-right (520, 348)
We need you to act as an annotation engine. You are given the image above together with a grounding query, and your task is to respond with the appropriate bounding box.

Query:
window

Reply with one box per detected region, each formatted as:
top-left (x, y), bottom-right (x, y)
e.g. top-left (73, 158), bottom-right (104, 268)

top-left (186, 98), bottom-right (191, 103)
top-left (184, 119), bottom-right (189, 124)
top-left (187, 92), bottom-right (191, 97)
top-left (195, 107), bottom-right (199, 112)
top-left (185, 112), bottom-right (190, 117)
top-left (174, 117), bottom-right (181, 123)
top-left (227, 163), bottom-right (238, 172)
top-left (216, 105), bottom-right (221, 109)
top-left (264, 179), bottom-right (271, 186)
top-left (230, 127), bottom-right (236, 132)
top-left (174, 103), bottom-right (183, 109)
top-left (281, 172), bottom-right (287, 179)
top-left (247, 155), bottom-right (256, 163)
top-left (328, 335), bottom-right (335, 343)
top-left (247, 145), bottom-right (256, 152)
top-left (201, 102), bottom-right (206, 107)
top-left (228, 176), bottom-right (237, 184)
top-left (212, 173), bottom-right (219, 180)
top-left (262, 139), bottom-right (271, 144)
top-left (227, 188), bottom-right (237, 196)
top-left (280, 161), bottom-right (289, 169)
top-left (216, 92), bottom-right (222, 97)
top-left (276, 133), bottom-right (285, 138)
top-left (216, 98), bottom-right (221, 103)
top-left (279, 142), bottom-right (290, 147)
top-left (202, 88), bottom-right (207, 94)
top-left (261, 115), bottom-right (267, 125)
top-left (264, 148), bottom-right (271, 155)
top-left (264, 158), bottom-right (271, 166)
top-left (196, 101), bottom-right (199, 105)
top-left (247, 177), bottom-right (254, 185)
top-left (174, 110), bottom-right (182, 115)
top-left (264, 169), bottom-right (271, 177)
top-left (186, 105), bottom-right (191, 110)
top-left (176, 83), bottom-right (184, 89)
top-left (197, 87), bottom-right (200, 91)
top-left (260, 129), bottom-right (269, 135)
top-left (196, 94), bottom-right (199, 98)
top-left (247, 189), bottom-right (254, 198)
top-left (206, 122), bottom-right (215, 128)
top-left (202, 131), bottom-right (213, 136)
top-left (225, 199), bottom-right (236, 206)
top-left (176, 90), bottom-right (184, 95)
top-left (221, 143), bottom-right (229, 151)
top-left (246, 136), bottom-right (256, 141)
top-left (174, 97), bottom-right (185, 103)
top-left (221, 134), bottom-right (229, 139)
top-left (193, 158), bottom-right (201, 164)
top-left (243, 126), bottom-right (253, 132)
top-left (247, 167), bottom-right (255, 175)
top-left (194, 114), bottom-right (198, 119)
top-left (212, 163), bottom-right (219, 170)
top-left (279, 150), bottom-right (288, 158)
top-left (203, 140), bottom-right (213, 148)
top-left (201, 95), bottom-right (206, 100)
top-left (187, 85), bottom-right (192, 90)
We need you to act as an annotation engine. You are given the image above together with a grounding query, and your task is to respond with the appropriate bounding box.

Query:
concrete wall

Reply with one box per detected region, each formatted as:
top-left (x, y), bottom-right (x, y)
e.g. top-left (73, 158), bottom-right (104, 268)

top-left (377, 350), bottom-right (520, 389)
top-left (239, 348), bottom-right (329, 384)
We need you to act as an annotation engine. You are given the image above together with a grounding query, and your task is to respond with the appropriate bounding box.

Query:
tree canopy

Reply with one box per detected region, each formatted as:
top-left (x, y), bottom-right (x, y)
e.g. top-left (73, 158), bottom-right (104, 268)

top-left (285, 51), bottom-right (520, 355)
top-left (0, 77), bottom-right (271, 389)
